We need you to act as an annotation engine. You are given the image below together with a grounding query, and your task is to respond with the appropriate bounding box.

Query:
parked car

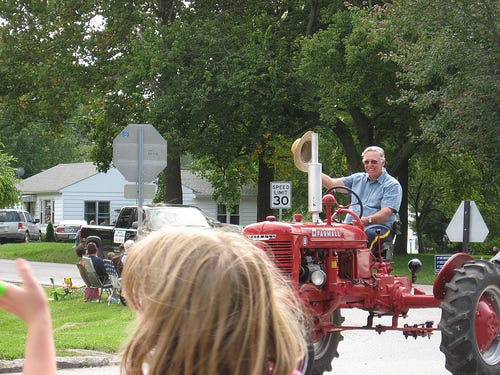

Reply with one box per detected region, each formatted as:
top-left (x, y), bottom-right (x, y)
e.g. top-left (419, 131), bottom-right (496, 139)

top-left (0, 209), bottom-right (42, 243)
top-left (54, 220), bottom-right (87, 242)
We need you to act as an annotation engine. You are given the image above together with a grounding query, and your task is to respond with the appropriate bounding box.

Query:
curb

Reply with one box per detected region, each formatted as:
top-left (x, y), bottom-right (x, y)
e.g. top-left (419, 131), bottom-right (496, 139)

top-left (0, 352), bottom-right (120, 374)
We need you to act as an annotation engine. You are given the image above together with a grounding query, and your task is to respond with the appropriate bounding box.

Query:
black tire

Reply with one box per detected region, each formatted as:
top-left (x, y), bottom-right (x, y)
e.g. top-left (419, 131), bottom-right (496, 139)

top-left (439, 260), bottom-right (500, 375)
top-left (304, 310), bottom-right (344, 375)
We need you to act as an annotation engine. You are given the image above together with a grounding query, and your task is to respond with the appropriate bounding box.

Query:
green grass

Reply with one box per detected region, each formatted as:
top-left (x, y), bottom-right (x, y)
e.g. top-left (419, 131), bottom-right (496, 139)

top-left (390, 253), bottom-right (438, 285)
top-left (0, 293), bottom-right (135, 360)
top-left (0, 241), bottom-right (135, 360)
top-left (0, 242), bottom-right (78, 264)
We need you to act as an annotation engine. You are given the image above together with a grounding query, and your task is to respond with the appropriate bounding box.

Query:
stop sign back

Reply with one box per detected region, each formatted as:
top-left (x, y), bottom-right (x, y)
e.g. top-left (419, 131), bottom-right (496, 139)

top-left (113, 124), bottom-right (168, 182)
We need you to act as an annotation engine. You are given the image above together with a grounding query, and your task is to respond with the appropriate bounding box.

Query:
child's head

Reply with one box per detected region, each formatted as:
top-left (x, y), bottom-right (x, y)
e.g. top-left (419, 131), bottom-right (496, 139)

top-left (121, 228), bottom-right (307, 375)
top-left (86, 242), bottom-right (98, 256)
top-left (107, 251), bottom-right (115, 259)
top-left (75, 243), bottom-right (86, 258)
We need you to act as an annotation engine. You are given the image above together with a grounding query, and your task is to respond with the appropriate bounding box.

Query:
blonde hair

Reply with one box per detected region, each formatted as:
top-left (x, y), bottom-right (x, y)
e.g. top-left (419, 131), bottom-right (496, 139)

top-left (120, 228), bottom-right (307, 375)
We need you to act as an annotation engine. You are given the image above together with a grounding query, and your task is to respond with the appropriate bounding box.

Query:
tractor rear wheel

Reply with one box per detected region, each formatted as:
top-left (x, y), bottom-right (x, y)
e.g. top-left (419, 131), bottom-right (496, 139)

top-left (304, 309), bottom-right (344, 375)
top-left (439, 260), bottom-right (500, 375)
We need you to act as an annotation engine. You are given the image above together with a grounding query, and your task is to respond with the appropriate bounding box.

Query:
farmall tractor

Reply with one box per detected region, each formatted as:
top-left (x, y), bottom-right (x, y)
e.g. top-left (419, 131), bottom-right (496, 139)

top-left (243, 132), bottom-right (500, 375)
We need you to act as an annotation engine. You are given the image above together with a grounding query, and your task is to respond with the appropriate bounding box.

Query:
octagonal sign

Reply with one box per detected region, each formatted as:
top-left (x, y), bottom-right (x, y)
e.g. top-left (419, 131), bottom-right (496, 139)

top-left (113, 124), bottom-right (168, 182)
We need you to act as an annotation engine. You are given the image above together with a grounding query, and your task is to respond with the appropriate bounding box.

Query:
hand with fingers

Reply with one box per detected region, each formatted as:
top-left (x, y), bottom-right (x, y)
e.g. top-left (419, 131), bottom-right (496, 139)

top-left (0, 259), bottom-right (56, 375)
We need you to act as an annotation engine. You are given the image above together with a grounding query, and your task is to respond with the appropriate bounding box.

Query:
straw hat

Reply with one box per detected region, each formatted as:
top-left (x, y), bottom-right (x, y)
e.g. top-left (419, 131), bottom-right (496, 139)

top-left (291, 131), bottom-right (313, 172)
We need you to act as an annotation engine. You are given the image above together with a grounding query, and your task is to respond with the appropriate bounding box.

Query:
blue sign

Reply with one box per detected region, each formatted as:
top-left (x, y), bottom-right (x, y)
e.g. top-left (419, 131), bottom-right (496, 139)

top-left (434, 254), bottom-right (452, 274)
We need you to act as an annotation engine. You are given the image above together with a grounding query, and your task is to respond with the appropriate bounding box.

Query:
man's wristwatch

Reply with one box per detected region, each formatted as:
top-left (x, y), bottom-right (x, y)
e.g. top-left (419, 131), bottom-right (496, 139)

top-left (368, 216), bottom-right (372, 224)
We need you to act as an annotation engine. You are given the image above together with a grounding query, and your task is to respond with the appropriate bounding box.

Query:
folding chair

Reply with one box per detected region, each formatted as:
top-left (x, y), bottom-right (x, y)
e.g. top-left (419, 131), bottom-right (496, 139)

top-left (76, 263), bottom-right (112, 303)
top-left (103, 259), bottom-right (123, 305)
top-left (48, 276), bottom-right (83, 301)
top-left (76, 263), bottom-right (98, 302)
top-left (82, 256), bottom-right (96, 273)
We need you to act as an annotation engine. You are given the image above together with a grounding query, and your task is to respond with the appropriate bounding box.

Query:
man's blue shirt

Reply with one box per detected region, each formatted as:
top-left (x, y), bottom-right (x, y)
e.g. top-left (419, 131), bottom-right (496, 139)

top-left (342, 168), bottom-right (402, 229)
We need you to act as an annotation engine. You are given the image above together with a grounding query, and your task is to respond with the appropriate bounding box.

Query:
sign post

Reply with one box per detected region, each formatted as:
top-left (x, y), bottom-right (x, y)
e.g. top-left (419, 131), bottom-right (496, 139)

top-left (270, 181), bottom-right (292, 221)
top-left (113, 124), bottom-right (168, 237)
top-left (445, 200), bottom-right (489, 253)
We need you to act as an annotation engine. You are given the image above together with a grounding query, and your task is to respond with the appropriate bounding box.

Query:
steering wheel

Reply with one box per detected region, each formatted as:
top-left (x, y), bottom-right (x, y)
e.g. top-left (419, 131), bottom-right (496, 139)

top-left (324, 185), bottom-right (364, 221)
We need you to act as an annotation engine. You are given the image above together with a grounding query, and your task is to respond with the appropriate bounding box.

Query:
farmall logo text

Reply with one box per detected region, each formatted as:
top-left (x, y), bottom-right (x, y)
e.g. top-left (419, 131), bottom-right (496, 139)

top-left (247, 234), bottom-right (277, 241)
top-left (311, 228), bottom-right (342, 238)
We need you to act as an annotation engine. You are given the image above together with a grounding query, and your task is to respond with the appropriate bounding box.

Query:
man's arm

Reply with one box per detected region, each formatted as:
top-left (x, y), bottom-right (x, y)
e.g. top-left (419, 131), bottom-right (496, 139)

top-left (361, 207), bottom-right (394, 226)
top-left (322, 173), bottom-right (345, 190)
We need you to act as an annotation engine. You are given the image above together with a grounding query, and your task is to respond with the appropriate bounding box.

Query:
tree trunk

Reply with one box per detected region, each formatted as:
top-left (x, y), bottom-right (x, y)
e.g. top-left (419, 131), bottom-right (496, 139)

top-left (332, 117), bottom-right (361, 173)
top-left (257, 154), bottom-right (274, 222)
top-left (162, 153), bottom-right (183, 204)
top-left (416, 215), bottom-right (426, 254)
top-left (349, 106), bottom-right (373, 147)
top-left (306, 0), bottom-right (319, 36)
top-left (393, 159), bottom-right (408, 255)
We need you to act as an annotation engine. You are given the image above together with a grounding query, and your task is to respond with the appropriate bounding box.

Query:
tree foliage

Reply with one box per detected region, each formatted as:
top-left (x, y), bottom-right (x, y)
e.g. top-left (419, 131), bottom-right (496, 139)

top-left (0, 145), bottom-right (19, 207)
top-left (298, 3), bottom-right (420, 253)
top-left (0, 0), bottom-right (97, 176)
top-left (389, 0), bottom-right (500, 183)
top-left (0, 0), bottom-right (497, 250)
top-left (409, 147), bottom-right (499, 253)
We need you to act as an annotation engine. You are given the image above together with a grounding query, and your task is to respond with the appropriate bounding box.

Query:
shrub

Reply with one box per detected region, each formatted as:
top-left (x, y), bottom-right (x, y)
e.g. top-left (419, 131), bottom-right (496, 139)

top-left (45, 222), bottom-right (55, 242)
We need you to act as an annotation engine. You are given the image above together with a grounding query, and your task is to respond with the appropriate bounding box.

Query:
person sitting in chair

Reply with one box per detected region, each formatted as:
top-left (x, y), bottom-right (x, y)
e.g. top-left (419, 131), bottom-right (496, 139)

top-left (86, 242), bottom-right (108, 283)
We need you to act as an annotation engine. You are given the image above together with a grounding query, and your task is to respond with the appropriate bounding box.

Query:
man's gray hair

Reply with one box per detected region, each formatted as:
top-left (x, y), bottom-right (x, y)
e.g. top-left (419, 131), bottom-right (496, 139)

top-left (362, 146), bottom-right (385, 161)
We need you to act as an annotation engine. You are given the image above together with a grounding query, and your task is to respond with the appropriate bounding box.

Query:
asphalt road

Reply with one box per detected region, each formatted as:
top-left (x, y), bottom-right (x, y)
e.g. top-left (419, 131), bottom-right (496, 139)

top-left (1, 260), bottom-right (451, 374)
top-left (0, 259), bottom-right (83, 286)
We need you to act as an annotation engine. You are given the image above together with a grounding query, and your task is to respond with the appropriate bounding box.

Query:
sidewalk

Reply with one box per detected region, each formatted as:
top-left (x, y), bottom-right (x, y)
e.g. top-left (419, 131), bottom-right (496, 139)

top-left (0, 350), bottom-right (120, 374)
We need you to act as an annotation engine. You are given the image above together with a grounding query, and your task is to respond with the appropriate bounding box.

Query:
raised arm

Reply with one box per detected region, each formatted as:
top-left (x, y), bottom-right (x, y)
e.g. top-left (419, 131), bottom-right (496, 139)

top-left (0, 259), bottom-right (56, 375)
top-left (321, 173), bottom-right (345, 190)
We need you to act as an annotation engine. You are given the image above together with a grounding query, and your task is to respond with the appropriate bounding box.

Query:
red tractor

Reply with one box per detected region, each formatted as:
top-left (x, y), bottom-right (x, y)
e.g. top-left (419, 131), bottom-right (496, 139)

top-left (243, 187), bottom-right (499, 375)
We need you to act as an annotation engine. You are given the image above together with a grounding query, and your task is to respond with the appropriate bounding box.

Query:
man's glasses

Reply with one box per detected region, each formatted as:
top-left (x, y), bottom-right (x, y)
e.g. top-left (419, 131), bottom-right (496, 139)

top-left (363, 160), bottom-right (379, 165)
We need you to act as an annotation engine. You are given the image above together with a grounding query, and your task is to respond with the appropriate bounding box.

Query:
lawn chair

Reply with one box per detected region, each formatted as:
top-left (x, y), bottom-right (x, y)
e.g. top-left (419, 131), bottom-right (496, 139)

top-left (48, 277), bottom-right (84, 301)
top-left (76, 263), bottom-right (112, 303)
top-left (103, 259), bottom-right (123, 305)
top-left (82, 256), bottom-right (96, 273)
top-left (76, 263), bottom-right (98, 302)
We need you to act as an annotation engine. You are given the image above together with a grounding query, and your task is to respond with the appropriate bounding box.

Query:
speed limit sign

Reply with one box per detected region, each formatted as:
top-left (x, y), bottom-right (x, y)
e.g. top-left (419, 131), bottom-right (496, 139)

top-left (270, 181), bottom-right (292, 209)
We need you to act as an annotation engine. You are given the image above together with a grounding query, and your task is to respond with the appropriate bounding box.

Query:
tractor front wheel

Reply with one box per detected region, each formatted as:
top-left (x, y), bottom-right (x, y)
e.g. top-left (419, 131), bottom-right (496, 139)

top-left (439, 260), bottom-right (500, 375)
top-left (303, 310), bottom-right (344, 375)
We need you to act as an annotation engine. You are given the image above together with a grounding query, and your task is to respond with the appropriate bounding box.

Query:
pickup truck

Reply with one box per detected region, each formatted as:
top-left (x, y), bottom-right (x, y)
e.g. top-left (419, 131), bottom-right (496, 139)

top-left (79, 204), bottom-right (241, 257)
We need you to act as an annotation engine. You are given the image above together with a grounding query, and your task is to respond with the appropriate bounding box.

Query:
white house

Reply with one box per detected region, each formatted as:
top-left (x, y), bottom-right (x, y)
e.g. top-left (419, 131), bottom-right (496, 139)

top-left (17, 162), bottom-right (257, 226)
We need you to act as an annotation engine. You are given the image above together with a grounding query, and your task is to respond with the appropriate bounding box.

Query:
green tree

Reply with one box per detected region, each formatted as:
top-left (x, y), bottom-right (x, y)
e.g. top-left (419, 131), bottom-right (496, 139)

top-left (0, 0), bottom-right (98, 176)
top-left (299, 3), bottom-right (420, 253)
top-left (82, 1), bottom-right (319, 220)
top-left (0, 146), bottom-right (19, 207)
top-left (409, 147), bottom-right (499, 253)
top-left (389, 0), bottom-right (500, 183)
top-left (45, 221), bottom-right (55, 242)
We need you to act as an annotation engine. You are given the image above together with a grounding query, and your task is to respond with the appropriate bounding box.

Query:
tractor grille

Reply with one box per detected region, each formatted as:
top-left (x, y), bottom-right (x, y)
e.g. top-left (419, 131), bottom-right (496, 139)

top-left (264, 240), bottom-right (293, 275)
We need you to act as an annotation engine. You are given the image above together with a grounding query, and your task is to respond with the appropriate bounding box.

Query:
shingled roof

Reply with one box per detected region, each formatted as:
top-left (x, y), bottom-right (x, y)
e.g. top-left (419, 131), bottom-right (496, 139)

top-left (18, 162), bottom-right (99, 194)
top-left (17, 162), bottom-right (257, 197)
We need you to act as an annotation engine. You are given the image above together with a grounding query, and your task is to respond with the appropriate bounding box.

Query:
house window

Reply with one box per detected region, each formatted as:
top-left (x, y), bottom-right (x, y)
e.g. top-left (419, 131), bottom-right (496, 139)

top-left (217, 205), bottom-right (240, 225)
top-left (84, 201), bottom-right (110, 225)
